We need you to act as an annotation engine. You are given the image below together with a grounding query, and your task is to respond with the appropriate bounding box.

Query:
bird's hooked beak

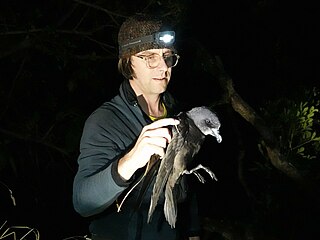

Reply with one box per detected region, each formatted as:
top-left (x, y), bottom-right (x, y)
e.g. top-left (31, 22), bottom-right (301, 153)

top-left (210, 129), bottom-right (222, 143)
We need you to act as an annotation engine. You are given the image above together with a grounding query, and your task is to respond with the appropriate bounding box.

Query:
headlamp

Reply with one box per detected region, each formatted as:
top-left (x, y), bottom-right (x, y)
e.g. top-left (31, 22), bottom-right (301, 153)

top-left (155, 31), bottom-right (175, 45)
top-left (120, 31), bottom-right (175, 52)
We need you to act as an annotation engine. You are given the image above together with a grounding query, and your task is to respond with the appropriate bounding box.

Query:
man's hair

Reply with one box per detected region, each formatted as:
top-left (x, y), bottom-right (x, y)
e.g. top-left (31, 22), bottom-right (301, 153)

top-left (117, 13), bottom-right (176, 80)
top-left (117, 57), bottom-right (133, 80)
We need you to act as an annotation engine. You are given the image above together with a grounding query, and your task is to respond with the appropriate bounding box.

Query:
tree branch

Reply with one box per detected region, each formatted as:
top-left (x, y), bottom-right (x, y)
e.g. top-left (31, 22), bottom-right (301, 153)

top-left (206, 55), bottom-right (308, 186)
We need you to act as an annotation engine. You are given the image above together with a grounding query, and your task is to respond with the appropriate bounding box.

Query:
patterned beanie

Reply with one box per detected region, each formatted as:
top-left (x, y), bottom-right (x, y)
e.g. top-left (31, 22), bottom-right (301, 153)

top-left (118, 13), bottom-right (176, 58)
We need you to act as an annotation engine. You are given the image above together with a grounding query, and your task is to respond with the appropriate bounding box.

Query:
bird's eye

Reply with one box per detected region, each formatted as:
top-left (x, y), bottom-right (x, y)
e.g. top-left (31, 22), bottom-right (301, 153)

top-left (205, 119), bottom-right (211, 125)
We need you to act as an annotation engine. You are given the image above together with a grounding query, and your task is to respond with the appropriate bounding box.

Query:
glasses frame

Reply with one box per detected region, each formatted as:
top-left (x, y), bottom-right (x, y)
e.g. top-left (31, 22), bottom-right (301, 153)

top-left (134, 53), bottom-right (180, 69)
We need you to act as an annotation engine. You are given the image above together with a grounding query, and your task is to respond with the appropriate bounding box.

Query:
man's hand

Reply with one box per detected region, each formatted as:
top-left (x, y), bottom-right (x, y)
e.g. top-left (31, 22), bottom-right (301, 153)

top-left (118, 118), bottom-right (179, 180)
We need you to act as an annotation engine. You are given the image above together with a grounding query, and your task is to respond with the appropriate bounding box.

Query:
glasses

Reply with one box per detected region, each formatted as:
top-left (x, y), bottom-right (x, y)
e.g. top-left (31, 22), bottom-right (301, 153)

top-left (134, 53), bottom-right (180, 68)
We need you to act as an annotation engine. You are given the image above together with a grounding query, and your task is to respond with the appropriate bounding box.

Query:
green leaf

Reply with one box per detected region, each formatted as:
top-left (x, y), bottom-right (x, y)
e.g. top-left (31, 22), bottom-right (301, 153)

top-left (297, 147), bottom-right (305, 153)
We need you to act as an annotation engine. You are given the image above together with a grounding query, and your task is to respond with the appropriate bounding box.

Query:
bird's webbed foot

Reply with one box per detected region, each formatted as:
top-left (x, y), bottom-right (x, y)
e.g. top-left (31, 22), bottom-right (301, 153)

top-left (182, 164), bottom-right (218, 183)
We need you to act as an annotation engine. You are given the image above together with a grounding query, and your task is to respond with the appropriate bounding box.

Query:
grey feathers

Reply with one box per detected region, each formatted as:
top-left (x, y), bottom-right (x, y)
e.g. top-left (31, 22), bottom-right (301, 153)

top-left (147, 106), bottom-right (222, 228)
top-left (186, 106), bottom-right (222, 142)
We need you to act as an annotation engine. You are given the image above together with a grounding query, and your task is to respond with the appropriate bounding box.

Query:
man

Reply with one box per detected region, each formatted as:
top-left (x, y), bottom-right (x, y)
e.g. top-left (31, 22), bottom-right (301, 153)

top-left (72, 13), bottom-right (201, 240)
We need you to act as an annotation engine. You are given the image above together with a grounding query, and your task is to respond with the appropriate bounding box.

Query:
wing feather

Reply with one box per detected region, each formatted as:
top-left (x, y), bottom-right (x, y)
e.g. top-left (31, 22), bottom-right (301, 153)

top-left (147, 122), bottom-right (187, 223)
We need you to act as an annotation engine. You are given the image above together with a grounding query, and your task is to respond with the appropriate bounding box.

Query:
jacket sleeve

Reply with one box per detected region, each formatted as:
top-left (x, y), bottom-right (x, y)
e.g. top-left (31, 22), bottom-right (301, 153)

top-left (72, 107), bottom-right (135, 217)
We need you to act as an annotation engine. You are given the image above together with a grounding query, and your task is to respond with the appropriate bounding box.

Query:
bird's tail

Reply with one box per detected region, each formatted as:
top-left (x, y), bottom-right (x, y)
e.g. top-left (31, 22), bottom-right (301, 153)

top-left (164, 183), bottom-right (178, 228)
top-left (147, 167), bottom-right (171, 223)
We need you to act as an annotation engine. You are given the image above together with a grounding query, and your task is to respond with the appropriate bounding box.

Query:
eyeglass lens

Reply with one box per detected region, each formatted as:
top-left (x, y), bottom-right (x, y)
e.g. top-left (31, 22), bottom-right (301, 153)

top-left (144, 54), bottom-right (179, 68)
top-left (164, 55), bottom-right (178, 68)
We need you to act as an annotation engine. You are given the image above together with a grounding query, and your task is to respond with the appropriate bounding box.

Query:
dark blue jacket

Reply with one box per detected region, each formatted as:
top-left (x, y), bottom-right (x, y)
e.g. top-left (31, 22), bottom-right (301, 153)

top-left (72, 80), bottom-right (200, 240)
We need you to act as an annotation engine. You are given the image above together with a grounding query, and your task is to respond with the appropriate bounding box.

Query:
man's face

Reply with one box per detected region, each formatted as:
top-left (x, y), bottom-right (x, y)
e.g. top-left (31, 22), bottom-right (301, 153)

top-left (130, 48), bottom-right (173, 97)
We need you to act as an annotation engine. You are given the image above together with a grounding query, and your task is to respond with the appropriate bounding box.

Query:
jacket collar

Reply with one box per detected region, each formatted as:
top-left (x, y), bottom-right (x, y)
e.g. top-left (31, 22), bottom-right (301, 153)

top-left (119, 79), bottom-right (179, 116)
top-left (121, 79), bottom-right (138, 106)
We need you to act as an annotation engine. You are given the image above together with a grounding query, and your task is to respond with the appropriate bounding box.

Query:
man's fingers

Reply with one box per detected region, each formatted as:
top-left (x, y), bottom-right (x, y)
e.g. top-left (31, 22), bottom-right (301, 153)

top-left (143, 127), bottom-right (172, 142)
top-left (143, 136), bottom-right (169, 149)
top-left (144, 118), bottom-right (179, 130)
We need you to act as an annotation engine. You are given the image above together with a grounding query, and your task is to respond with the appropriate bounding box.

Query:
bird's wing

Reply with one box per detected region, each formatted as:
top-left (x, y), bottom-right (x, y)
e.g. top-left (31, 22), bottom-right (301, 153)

top-left (163, 118), bottom-right (205, 228)
top-left (163, 145), bottom-right (190, 228)
top-left (147, 119), bottom-right (187, 223)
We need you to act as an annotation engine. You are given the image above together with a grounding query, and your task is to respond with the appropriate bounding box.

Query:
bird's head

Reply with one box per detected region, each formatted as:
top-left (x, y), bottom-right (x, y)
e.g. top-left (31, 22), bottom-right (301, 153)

top-left (186, 106), bottom-right (222, 143)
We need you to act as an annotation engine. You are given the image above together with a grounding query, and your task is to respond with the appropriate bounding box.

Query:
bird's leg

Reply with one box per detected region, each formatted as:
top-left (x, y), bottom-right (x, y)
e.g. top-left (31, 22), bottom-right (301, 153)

top-left (182, 164), bottom-right (218, 183)
top-left (191, 171), bottom-right (206, 183)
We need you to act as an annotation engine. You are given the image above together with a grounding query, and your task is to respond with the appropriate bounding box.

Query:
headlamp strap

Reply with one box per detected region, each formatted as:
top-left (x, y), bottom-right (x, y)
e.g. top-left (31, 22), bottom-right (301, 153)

top-left (120, 31), bottom-right (175, 52)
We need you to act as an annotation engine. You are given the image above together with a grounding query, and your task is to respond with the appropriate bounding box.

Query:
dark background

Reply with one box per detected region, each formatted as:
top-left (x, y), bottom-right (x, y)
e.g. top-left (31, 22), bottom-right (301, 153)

top-left (0, 1), bottom-right (318, 239)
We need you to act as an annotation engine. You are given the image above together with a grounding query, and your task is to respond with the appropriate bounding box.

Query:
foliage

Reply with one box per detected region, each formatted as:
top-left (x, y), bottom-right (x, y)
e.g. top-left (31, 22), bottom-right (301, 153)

top-left (259, 87), bottom-right (320, 178)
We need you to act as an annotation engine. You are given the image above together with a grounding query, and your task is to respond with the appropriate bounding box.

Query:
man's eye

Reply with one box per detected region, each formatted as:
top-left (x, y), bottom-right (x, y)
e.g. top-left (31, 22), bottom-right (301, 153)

top-left (148, 55), bottom-right (157, 60)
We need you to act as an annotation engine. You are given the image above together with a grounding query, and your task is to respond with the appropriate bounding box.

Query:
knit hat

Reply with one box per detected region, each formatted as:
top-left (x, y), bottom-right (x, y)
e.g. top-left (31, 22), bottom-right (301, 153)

top-left (118, 13), bottom-right (176, 58)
